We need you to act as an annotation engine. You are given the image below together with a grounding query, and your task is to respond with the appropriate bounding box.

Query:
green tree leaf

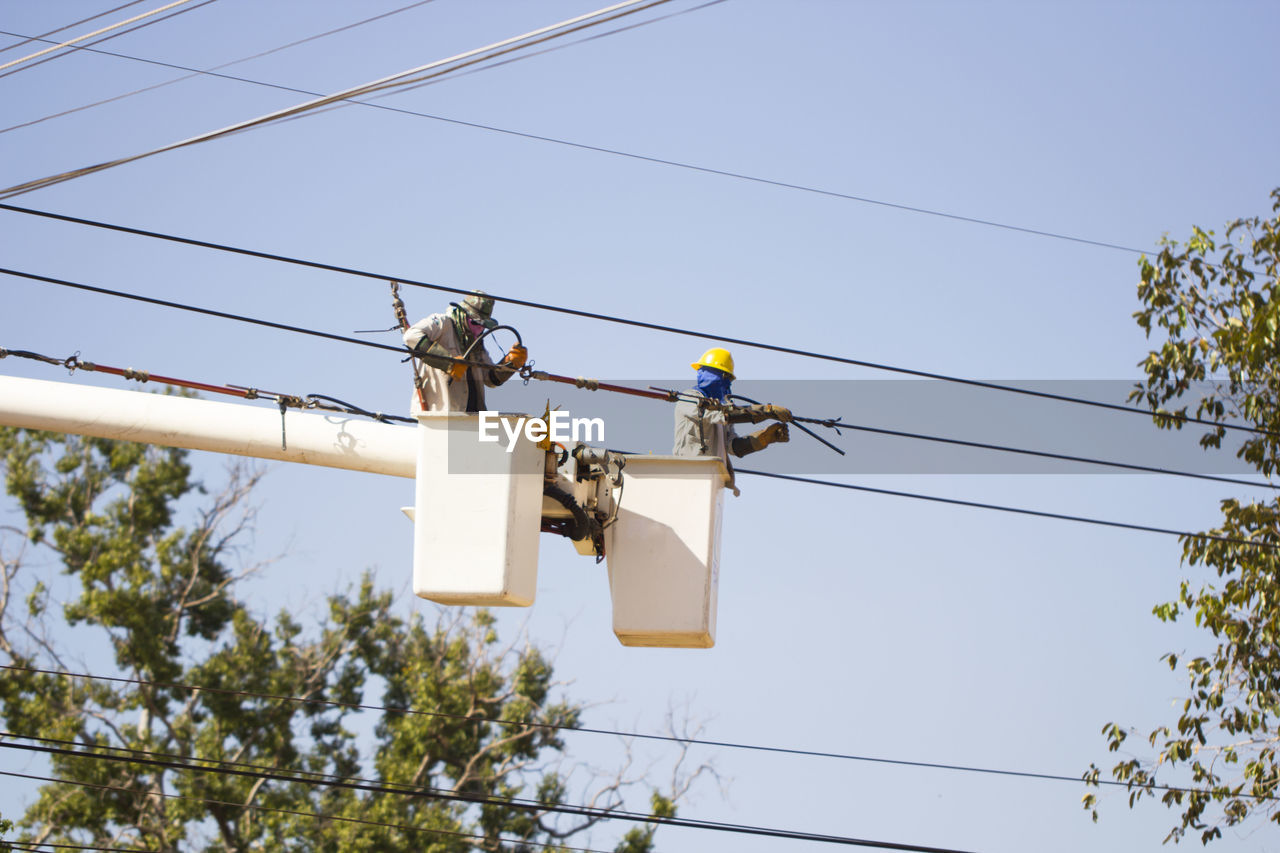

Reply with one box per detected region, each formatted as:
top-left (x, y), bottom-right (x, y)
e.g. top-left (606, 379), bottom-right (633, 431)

top-left (1092, 188), bottom-right (1280, 843)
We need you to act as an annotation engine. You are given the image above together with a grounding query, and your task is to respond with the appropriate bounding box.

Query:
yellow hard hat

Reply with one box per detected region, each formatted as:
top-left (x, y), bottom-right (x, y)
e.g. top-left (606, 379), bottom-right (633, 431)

top-left (690, 347), bottom-right (735, 379)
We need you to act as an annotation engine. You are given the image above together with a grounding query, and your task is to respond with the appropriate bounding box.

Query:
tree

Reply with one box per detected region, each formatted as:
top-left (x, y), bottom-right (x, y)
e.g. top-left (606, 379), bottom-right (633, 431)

top-left (1083, 188), bottom-right (1280, 843)
top-left (0, 427), bottom-right (702, 851)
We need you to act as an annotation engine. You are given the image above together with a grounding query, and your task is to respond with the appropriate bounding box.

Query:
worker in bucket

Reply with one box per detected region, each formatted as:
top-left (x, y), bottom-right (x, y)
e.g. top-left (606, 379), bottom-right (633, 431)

top-left (673, 348), bottom-right (791, 489)
top-left (403, 290), bottom-right (527, 413)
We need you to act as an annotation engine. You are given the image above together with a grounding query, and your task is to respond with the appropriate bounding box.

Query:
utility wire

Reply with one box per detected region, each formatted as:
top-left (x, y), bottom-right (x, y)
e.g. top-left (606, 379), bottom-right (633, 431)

top-left (0, 0), bottom-right (209, 75)
top-left (0, 267), bottom-right (404, 355)
top-left (1, 731), bottom-right (677, 837)
top-left (0, 0), bottom-right (220, 83)
top-left (0, 740), bottom-right (978, 852)
top-left (0, 0), bottom-right (151, 55)
top-left (826, 419), bottom-right (1275, 492)
top-left (0, 26), bottom-right (1144, 256)
top-left (1, 203), bottom-right (1261, 441)
top-left (7, 842), bottom-right (154, 853)
top-left (0, 345), bottom-right (416, 424)
top-left (0, 769), bottom-right (615, 853)
top-left (734, 467), bottom-right (1276, 549)
top-left (0, 0), bottom-right (442, 138)
top-left (4, 663), bottom-right (1268, 803)
top-left (0, 0), bottom-right (679, 200)
top-left (2, 270), bottom-right (1270, 494)
top-left (6, 269), bottom-right (1275, 545)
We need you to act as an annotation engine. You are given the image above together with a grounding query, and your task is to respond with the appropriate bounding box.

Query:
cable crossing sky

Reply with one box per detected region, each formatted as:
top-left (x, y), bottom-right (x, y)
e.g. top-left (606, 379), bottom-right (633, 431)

top-left (0, 0), bottom-right (689, 199)
top-left (0, 739), bottom-right (980, 852)
top-left (0, 203), bottom-right (1265, 441)
top-left (5, 662), bottom-right (1267, 805)
top-left (0, 0), bottom-right (209, 74)
top-left (0, 25), bottom-right (1146, 254)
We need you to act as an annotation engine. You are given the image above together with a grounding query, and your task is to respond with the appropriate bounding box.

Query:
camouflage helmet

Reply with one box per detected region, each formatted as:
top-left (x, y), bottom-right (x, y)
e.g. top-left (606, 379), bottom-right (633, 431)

top-left (457, 291), bottom-right (498, 329)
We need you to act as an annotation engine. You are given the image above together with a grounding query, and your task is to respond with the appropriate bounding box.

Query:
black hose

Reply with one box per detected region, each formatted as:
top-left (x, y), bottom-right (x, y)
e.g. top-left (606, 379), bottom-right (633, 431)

top-left (459, 323), bottom-right (523, 364)
top-left (542, 482), bottom-right (594, 542)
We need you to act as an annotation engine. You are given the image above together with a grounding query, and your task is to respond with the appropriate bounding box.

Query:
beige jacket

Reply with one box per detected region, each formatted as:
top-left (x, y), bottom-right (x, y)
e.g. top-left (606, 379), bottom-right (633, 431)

top-left (403, 313), bottom-right (507, 413)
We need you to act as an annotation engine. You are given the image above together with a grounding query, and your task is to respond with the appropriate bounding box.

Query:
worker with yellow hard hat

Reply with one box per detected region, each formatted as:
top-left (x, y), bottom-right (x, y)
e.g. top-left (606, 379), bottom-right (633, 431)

top-left (673, 347), bottom-right (792, 490)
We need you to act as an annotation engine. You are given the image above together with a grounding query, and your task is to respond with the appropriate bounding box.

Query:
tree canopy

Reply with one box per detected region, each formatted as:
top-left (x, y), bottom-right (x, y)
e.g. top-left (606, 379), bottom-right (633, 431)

top-left (0, 427), bottom-right (693, 851)
top-left (1084, 188), bottom-right (1280, 843)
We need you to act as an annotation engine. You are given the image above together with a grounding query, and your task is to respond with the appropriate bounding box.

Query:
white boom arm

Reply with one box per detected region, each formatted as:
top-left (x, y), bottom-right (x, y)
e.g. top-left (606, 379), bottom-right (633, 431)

top-left (0, 375), bottom-right (416, 477)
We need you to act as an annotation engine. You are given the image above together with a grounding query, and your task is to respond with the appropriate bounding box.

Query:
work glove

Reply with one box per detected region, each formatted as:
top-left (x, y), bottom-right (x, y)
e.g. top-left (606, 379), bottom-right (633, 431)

top-left (448, 361), bottom-right (468, 381)
top-left (749, 422), bottom-right (790, 451)
top-left (761, 422), bottom-right (790, 444)
top-left (743, 403), bottom-right (792, 423)
top-left (503, 345), bottom-right (528, 369)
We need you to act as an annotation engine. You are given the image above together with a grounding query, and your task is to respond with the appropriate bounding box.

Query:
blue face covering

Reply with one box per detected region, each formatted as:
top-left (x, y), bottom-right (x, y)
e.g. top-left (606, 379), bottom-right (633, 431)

top-left (694, 366), bottom-right (732, 402)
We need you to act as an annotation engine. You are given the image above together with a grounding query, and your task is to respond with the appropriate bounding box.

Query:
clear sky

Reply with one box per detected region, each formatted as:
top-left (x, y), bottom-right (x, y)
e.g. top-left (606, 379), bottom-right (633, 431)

top-left (2, 1), bottom-right (1279, 850)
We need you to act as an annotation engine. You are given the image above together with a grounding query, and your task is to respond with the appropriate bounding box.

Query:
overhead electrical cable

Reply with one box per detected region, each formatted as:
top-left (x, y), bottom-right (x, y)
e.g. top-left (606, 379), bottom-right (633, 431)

top-left (6, 842), bottom-right (154, 853)
top-left (734, 467), bottom-right (1276, 549)
top-left (0, 0), bottom-right (151, 55)
top-left (0, 31), bottom-right (1143, 256)
top-left (5, 663), bottom-right (1272, 803)
top-left (5, 266), bottom-right (1275, 504)
top-left (0, 0), bottom-right (443, 138)
top-left (2, 321), bottom-right (1269, 499)
top-left (2, 730), bottom-right (701, 838)
top-left (0, 209), bottom-right (1266, 441)
top-left (0, 0), bottom-right (220, 82)
top-left (0, 0), bottom-right (209, 74)
top-left (0, 267), bottom-right (405, 354)
top-left (821, 420), bottom-right (1275, 491)
top-left (0, 740), bottom-right (979, 852)
top-left (0, 0), bottom-right (682, 200)
top-left (0, 346), bottom-right (416, 424)
top-left (1, 271), bottom-right (1270, 495)
top-left (0, 769), bottom-right (616, 853)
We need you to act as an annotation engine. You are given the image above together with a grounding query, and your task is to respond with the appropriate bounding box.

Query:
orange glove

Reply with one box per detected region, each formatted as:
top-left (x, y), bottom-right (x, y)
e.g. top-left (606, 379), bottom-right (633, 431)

top-left (504, 345), bottom-right (528, 369)
top-left (448, 361), bottom-right (468, 381)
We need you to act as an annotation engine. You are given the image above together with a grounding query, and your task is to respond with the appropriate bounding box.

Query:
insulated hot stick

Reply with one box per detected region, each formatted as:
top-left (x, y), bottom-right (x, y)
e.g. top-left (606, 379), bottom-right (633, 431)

top-left (726, 391), bottom-right (846, 456)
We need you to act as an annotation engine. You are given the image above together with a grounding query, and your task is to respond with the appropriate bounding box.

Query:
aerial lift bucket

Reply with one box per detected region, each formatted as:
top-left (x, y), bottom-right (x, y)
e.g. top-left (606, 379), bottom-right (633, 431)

top-left (604, 456), bottom-right (729, 648)
top-left (411, 412), bottom-right (544, 606)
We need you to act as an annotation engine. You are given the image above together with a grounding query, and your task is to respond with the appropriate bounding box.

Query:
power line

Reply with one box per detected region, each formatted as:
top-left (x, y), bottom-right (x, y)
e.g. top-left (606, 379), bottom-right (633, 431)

top-left (4, 663), bottom-right (1267, 803)
top-left (2, 269), bottom-right (1270, 494)
top-left (0, 0), bottom-right (440, 137)
top-left (0, 0), bottom-right (152, 55)
top-left (0, 345), bottom-right (416, 424)
top-left (0, 0), bottom-right (212, 76)
top-left (0, 266), bottom-right (405, 355)
top-left (0, 768), bottom-right (615, 853)
top-left (0, 0), bottom-right (220, 82)
top-left (0, 0), bottom-right (682, 200)
top-left (0, 0), bottom-right (710, 140)
top-left (735, 467), bottom-right (1277, 549)
top-left (826, 419), bottom-right (1275, 492)
top-left (2, 730), bottom-right (677, 836)
top-left (0, 30), bottom-right (1146, 256)
top-left (7, 842), bottom-right (154, 853)
top-left (1, 203), bottom-right (1262, 441)
top-left (0, 740), bottom-right (978, 852)
top-left (6, 267), bottom-right (1274, 543)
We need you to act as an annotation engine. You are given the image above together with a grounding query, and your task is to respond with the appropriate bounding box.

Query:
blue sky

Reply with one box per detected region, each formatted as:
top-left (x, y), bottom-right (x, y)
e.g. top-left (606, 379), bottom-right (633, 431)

top-left (2, 1), bottom-right (1279, 850)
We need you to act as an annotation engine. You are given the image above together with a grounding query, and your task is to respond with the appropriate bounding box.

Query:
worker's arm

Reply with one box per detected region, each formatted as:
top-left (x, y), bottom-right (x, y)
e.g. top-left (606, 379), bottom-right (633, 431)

top-left (403, 314), bottom-right (447, 352)
top-left (729, 422), bottom-right (789, 457)
top-left (725, 404), bottom-right (792, 424)
top-left (485, 344), bottom-right (528, 387)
